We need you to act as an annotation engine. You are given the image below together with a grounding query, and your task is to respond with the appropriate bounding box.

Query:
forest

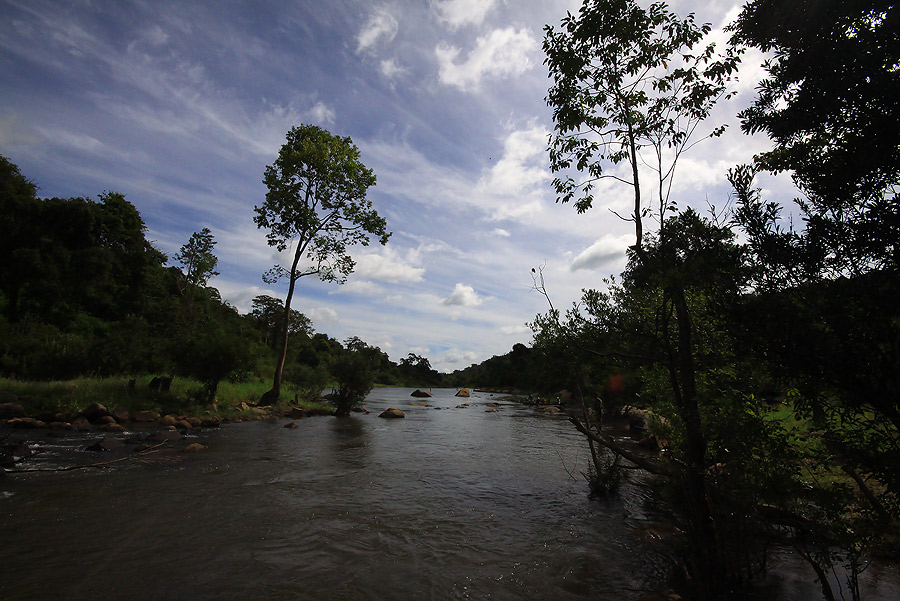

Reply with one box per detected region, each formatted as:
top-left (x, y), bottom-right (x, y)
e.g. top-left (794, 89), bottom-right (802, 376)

top-left (2, 0), bottom-right (899, 599)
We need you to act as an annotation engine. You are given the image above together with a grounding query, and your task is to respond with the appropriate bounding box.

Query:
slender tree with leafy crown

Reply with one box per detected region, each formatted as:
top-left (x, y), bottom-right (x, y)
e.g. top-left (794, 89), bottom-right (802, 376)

top-left (254, 124), bottom-right (389, 404)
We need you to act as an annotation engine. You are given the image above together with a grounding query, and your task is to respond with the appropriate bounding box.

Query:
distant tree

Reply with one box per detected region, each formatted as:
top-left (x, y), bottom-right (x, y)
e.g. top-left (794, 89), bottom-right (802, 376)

top-left (254, 124), bottom-right (390, 404)
top-left (174, 228), bottom-right (219, 293)
top-left (250, 294), bottom-right (313, 347)
top-left (330, 349), bottom-right (374, 416)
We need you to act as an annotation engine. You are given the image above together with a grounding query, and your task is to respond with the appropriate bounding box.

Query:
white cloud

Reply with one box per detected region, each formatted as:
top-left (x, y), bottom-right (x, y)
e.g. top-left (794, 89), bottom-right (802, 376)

top-left (500, 324), bottom-right (530, 335)
top-left (307, 306), bottom-right (339, 325)
top-left (570, 234), bottom-right (633, 272)
top-left (307, 101), bottom-right (336, 125)
top-left (379, 58), bottom-right (405, 78)
top-left (442, 283), bottom-right (483, 306)
top-left (357, 6), bottom-right (399, 54)
top-left (492, 228), bottom-right (510, 237)
top-left (353, 246), bottom-right (425, 282)
top-left (436, 27), bottom-right (536, 90)
top-left (442, 348), bottom-right (480, 365)
top-left (434, 0), bottom-right (496, 29)
top-left (480, 125), bottom-right (549, 195)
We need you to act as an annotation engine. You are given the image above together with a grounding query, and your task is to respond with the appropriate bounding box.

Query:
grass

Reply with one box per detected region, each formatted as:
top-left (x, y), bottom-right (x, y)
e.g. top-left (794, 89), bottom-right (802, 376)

top-left (0, 376), bottom-right (331, 420)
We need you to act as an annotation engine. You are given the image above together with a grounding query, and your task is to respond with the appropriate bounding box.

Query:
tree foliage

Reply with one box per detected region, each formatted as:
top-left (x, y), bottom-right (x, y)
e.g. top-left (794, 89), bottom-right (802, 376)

top-left (544, 0), bottom-right (739, 246)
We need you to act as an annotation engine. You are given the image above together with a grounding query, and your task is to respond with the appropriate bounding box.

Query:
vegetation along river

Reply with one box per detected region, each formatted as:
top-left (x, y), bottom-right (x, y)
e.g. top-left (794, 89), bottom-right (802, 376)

top-left (2, 388), bottom-right (898, 600)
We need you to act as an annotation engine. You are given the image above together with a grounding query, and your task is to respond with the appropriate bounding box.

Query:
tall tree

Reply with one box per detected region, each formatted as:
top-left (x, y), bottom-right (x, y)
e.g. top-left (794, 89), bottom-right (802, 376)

top-left (254, 124), bottom-right (390, 404)
top-left (543, 2), bottom-right (741, 596)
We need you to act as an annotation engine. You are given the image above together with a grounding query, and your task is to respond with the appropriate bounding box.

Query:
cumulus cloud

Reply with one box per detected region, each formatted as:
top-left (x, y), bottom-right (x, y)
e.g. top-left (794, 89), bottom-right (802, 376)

top-left (436, 27), bottom-right (535, 90)
top-left (307, 306), bottom-right (339, 324)
top-left (500, 324), bottom-right (530, 335)
top-left (434, 0), bottom-right (496, 29)
top-left (357, 6), bottom-right (399, 54)
top-left (353, 246), bottom-right (425, 282)
top-left (570, 234), bottom-right (633, 272)
top-left (492, 228), bottom-right (510, 237)
top-left (442, 348), bottom-right (479, 365)
top-left (442, 283), bottom-right (483, 306)
top-left (481, 125), bottom-right (549, 195)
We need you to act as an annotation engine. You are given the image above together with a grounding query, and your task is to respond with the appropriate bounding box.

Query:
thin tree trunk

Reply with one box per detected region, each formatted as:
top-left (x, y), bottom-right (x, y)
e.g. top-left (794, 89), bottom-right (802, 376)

top-left (670, 284), bottom-right (722, 599)
top-left (261, 249), bottom-right (302, 405)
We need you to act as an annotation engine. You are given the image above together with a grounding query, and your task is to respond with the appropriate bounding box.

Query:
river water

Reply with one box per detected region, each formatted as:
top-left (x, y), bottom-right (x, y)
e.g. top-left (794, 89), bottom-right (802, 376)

top-left (1, 388), bottom-right (898, 600)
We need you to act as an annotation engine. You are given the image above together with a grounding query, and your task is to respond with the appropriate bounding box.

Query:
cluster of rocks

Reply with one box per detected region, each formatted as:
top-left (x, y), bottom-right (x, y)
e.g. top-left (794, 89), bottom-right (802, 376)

top-left (0, 401), bottom-right (221, 434)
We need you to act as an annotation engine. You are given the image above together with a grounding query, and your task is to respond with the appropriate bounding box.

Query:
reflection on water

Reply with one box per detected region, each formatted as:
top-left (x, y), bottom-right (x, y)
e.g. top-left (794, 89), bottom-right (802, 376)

top-left (1, 388), bottom-right (897, 601)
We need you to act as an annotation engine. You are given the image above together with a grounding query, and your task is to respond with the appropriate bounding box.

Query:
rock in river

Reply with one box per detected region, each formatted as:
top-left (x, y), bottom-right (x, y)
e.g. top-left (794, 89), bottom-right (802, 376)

top-left (379, 408), bottom-right (405, 419)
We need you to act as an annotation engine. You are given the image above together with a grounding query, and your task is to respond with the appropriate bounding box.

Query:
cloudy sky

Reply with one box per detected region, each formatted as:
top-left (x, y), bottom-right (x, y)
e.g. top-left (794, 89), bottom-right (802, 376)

top-left (0, 0), bottom-right (791, 372)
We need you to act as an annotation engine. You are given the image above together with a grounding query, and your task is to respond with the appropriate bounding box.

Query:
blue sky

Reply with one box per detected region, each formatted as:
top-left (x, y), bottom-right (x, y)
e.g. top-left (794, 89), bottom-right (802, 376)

top-left (0, 0), bottom-right (789, 372)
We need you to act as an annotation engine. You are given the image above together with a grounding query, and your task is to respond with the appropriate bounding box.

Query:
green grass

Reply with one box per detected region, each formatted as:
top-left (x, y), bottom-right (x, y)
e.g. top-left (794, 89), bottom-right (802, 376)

top-left (0, 376), bottom-right (331, 420)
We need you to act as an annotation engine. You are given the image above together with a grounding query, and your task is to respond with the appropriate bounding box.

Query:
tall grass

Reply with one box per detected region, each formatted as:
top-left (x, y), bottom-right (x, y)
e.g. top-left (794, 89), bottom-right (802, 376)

top-left (0, 376), bottom-right (329, 418)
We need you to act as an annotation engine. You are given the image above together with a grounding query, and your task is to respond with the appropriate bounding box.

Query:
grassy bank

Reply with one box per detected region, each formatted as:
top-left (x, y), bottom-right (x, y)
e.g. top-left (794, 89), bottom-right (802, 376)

top-left (0, 376), bottom-right (331, 421)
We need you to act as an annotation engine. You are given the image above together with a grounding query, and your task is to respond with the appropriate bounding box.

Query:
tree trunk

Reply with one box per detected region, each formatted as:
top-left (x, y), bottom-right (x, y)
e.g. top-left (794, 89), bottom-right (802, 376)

top-left (261, 251), bottom-right (302, 405)
top-left (670, 284), bottom-right (722, 599)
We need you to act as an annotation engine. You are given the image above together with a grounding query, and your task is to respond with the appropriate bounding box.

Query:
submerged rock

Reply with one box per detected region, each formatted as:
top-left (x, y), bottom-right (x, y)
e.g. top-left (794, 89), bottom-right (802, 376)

top-left (284, 421), bottom-right (299, 429)
top-left (379, 408), bottom-right (405, 419)
top-left (182, 443), bottom-right (206, 453)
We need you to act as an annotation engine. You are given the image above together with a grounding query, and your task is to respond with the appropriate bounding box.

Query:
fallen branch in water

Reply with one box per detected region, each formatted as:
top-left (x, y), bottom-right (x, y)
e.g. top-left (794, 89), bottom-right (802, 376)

top-left (569, 416), bottom-right (677, 477)
top-left (4, 441), bottom-right (170, 473)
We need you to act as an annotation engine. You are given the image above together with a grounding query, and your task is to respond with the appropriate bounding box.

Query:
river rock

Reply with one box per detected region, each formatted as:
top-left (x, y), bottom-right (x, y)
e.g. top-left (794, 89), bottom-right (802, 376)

top-left (113, 408), bottom-right (130, 423)
top-left (132, 410), bottom-right (160, 423)
top-left (200, 417), bottom-right (221, 428)
top-left (455, 388), bottom-right (470, 397)
top-left (536, 405), bottom-right (560, 414)
top-left (82, 403), bottom-right (109, 424)
top-left (183, 443), bottom-right (206, 453)
top-left (86, 437), bottom-right (126, 452)
top-left (98, 415), bottom-right (117, 425)
top-left (485, 402), bottom-right (501, 408)
top-left (379, 408), bottom-right (405, 419)
top-left (185, 417), bottom-right (202, 428)
top-left (98, 422), bottom-right (126, 433)
top-left (485, 408), bottom-right (499, 413)
top-left (175, 419), bottom-right (193, 430)
top-left (456, 403), bottom-right (469, 408)
top-left (158, 415), bottom-right (177, 427)
top-left (8, 417), bottom-right (46, 429)
top-left (410, 389), bottom-right (432, 398)
top-left (71, 417), bottom-right (93, 431)
top-left (284, 421), bottom-right (299, 429)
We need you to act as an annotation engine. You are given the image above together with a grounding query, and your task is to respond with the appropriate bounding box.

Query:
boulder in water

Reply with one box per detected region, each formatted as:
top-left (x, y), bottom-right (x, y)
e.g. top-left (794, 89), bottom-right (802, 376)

top-left (410, 389), bottom-right (432, 398)
top-left (379, 408), bottom-right (405, 419)
top-left (455, 388), bottom-right (470, 397)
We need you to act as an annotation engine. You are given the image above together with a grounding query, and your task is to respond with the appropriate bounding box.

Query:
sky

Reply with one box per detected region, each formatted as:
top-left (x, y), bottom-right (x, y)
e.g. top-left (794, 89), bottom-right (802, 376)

top-left (0, 0), bottom-right (793, 372)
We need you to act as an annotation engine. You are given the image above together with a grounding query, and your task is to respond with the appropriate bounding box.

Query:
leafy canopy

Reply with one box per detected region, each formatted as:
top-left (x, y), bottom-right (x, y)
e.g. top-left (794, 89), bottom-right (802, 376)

top-left (254, 124), bottom-right (390, 285)
top-left (543, 0), bottom-right (740, 234)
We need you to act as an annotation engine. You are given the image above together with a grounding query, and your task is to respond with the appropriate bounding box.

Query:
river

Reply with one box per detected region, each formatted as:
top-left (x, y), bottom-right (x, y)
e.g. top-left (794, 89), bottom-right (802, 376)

top-left (1, 388), bottom-right (898, 600)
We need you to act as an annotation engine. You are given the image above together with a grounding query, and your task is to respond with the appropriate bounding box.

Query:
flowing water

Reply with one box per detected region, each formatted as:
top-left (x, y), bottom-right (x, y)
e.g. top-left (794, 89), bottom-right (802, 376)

top-left (1, 388), bottom-right (898, 600)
